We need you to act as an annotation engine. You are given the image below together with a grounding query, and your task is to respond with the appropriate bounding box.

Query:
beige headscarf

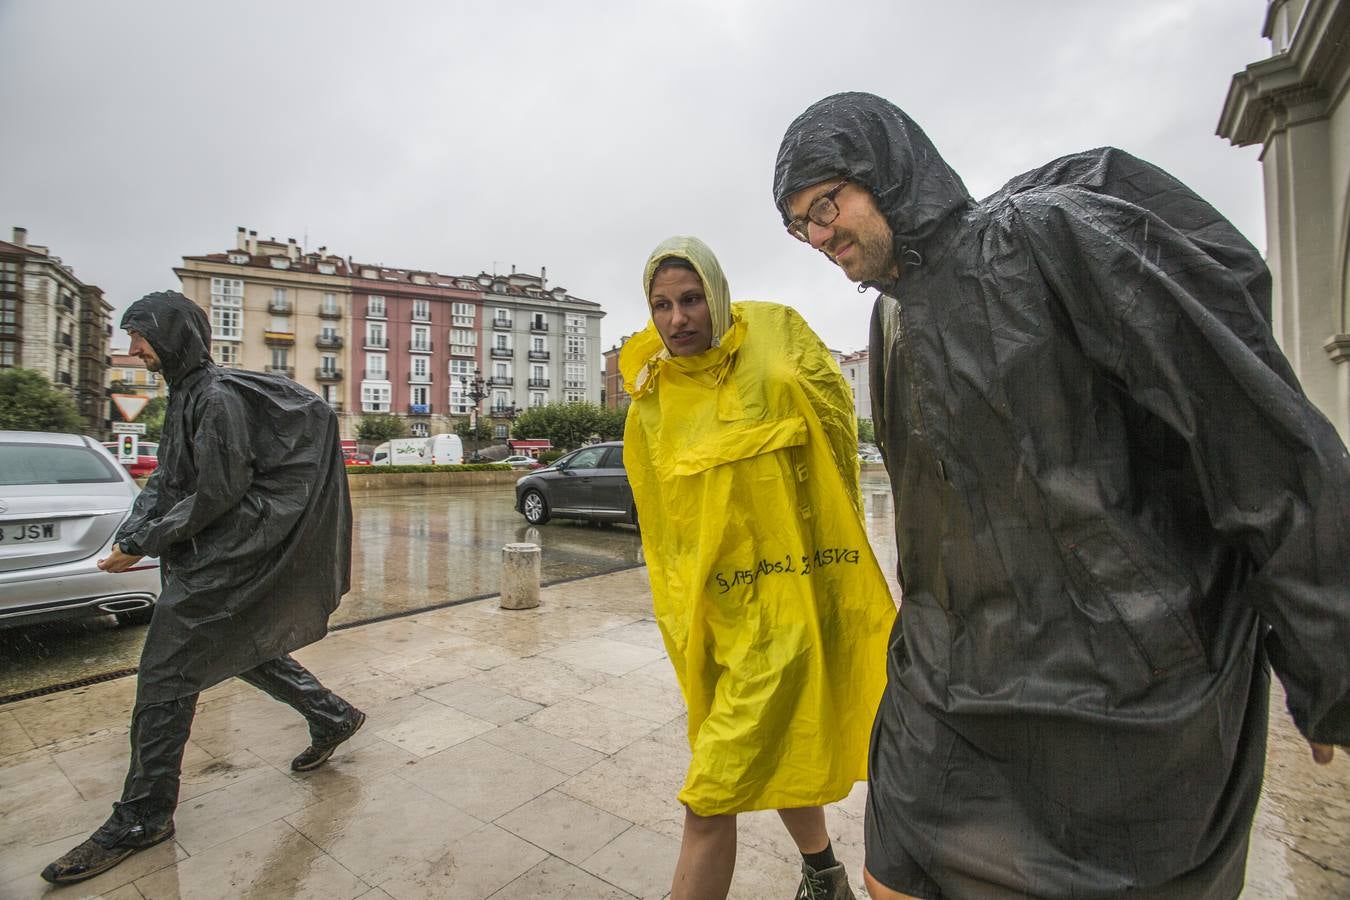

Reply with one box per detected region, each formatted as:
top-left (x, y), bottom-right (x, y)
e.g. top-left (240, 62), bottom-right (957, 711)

top-left (642, 235), bottom-right (733, 352)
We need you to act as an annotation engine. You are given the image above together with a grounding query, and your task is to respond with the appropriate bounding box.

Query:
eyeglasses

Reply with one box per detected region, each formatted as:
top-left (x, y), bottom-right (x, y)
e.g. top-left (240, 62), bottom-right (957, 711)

top-left (786, 180), bottom-right (849, 242)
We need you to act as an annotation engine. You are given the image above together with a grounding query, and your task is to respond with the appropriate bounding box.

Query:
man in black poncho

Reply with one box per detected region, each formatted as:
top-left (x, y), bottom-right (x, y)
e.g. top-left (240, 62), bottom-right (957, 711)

top-left (42, 290), bottom-right (365, 886)
top-left (773, 93), bottom-right (1350, 899)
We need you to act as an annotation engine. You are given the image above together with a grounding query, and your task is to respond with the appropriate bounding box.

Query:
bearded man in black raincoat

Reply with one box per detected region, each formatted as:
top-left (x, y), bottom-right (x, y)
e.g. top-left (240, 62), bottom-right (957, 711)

top-left (774, 93), bottom-right (1350, 899)
top-left (43, 290), bottom-right (365, 886)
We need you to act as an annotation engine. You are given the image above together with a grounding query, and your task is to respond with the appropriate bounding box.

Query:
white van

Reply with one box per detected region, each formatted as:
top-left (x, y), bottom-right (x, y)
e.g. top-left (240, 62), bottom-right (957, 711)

top-left (370, 439), bottom-right (427, 466)
top-left (425, 433), bottom-right (465, 466)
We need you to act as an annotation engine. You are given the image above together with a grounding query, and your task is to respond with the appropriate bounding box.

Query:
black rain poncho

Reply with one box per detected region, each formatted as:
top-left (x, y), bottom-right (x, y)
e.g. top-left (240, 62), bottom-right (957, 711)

top-left (117, 291), bottom-right (352, 704)
top-left (774, 93), bottom-right (1350, 899)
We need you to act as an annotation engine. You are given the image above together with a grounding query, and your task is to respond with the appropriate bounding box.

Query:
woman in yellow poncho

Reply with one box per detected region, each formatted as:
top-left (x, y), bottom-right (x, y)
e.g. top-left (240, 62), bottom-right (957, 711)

top-left (621, 236), bottom-right (896, 900)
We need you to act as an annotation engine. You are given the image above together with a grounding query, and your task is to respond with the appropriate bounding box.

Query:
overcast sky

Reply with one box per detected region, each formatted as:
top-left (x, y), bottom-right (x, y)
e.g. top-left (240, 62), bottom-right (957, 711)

top-left (0, 0), bottom-right (1270, 355)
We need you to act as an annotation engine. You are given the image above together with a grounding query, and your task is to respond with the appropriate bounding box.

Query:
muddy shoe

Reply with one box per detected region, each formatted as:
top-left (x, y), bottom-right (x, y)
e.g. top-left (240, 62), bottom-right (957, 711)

top-left (292, 708), bottom-right (366, 772)
top-left (794, 861), bottom-right (856, 900)
top-left (40, 821), bottom-right (175, 885)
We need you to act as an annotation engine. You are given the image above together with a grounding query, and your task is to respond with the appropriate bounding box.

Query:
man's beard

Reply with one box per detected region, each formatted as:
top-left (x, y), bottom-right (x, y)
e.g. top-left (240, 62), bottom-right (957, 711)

top-left (829, 227), bottom-right (895, 284)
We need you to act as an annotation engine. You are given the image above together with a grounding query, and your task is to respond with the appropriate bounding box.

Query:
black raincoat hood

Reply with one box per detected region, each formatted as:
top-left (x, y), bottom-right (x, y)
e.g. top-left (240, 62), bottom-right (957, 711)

top-left (773, 92), bottom-right (972, 271)
top-left (120, 291), bottom-right (213, 386)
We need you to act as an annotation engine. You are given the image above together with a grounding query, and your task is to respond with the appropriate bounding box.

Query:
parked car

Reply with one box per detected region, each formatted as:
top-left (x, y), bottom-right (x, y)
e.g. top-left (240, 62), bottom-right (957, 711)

top-left (514, 441), bottom-right (636, 526)
top-left (2, 431), bottom-right (161, 628)
top-left (102, 440), bottom-right (160, 478)
top-left (500, 454), bottom-right (543, 470)
top-left (346, 453), bottom-right (372, 466)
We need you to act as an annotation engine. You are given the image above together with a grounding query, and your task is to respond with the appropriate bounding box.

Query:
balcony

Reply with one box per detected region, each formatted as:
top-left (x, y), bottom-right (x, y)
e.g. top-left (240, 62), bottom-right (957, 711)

top-left (489, 406), bottom-right (517, 419)
top-left (59, 333), bottom-right (73, 347)
top-left (409, 341), bottom-right (433, 353)
top-left (364, 337), bottom-right (388, 349)
top-left (407, 403), bottom-right (433, 415)
top-left (366, 306), bottom-right (386, 319)
top-left (267, 300), bottom-right (292, 315)
top-left (527, 378), bottom-right (550, 388)
top-left (490, 347), bottom-right (514, 359)
top-left (265, 365), bottom-right (295, 378)
top-left (530, 320), bottom-right (548, 333)
top-left (408, 373), bottom-right (433, 384)
top-left (528, 350), bottom-right (550, 361)
top-left (316, 334), bottom-right (344, 349)
top-left (412, 309), bottom-right (431, 322)
top-left (329, 401), bottom-right (344, 413)
top-left (315, 367), bottom-right (344, 382)
top-left (264, 331), bottom-right (296, 346)
top-left (363, 369), bottom-right (389, 380)
top-left (488, 376), bottom-right (513, 387)
top-left (492, 317), bottom-right (513, 330)
top-left (319, 305), bottom-right (343, 320)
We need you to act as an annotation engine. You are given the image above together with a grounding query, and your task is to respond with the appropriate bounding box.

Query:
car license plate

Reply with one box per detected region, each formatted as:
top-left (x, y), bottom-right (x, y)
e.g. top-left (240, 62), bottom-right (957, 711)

top-left (0, 522), bottom-right (60, 545)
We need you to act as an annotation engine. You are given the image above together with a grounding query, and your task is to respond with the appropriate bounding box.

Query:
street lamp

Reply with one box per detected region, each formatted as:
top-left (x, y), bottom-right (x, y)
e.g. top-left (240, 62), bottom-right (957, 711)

top-left (459, 368), bottom-right (488, 462)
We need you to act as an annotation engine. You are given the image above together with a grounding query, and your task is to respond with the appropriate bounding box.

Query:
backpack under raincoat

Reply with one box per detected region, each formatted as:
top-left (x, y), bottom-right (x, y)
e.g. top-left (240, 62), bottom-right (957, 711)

top-left (622, 273), bottom-right (895, 816)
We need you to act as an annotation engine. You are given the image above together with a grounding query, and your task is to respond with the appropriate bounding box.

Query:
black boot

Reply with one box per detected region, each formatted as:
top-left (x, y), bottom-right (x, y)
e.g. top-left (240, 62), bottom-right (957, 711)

top-left (237, 654), bottom-right (364, 772)
top-left (40, 804), bottom-right (175, 885)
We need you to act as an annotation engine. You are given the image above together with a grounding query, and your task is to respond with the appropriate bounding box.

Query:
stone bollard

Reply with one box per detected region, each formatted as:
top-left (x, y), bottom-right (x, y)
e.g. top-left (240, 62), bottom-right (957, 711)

top-left (870, 491), bottom-right (892, 517)
top-left (500, 542), bottom-right (541, 610)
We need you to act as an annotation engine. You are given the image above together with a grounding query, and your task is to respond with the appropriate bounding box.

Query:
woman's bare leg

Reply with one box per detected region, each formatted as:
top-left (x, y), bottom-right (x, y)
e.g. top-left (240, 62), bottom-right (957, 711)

top-left (671, 807), bottom-right (737, 900)
top-left (777, 805), bottom-right (830, 854)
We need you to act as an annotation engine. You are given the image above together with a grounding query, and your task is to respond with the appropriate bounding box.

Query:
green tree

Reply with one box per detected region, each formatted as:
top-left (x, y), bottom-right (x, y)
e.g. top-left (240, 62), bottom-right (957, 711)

top-left (509, 402), bottom-right (627, 450)
top-left (0, 369), bottom-right (84, 433)
top-left (857, 418), bottom-right (875, 444)
top-left (454, 419), bottom-right (495, 443)
top-left (139, 396), bottom-right (168, 442)
top-left (355, 413), bottom-right (408, 442)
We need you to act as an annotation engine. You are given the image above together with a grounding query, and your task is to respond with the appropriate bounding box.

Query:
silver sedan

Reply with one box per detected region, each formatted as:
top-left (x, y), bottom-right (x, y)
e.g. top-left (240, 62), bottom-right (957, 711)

top-left (0, 431), bottom-right (161, 628)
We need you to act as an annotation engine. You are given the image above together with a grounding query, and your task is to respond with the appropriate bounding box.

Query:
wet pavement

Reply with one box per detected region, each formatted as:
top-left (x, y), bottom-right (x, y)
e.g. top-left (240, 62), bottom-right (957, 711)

top-left (0, 484), bottom-right (649, 699)
top-left (0, 475), bottom-right (1343, 897)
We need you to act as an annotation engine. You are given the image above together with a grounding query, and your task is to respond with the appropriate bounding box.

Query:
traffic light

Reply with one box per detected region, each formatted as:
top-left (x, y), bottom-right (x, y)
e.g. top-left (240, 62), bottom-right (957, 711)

top-left (118, 434), bottom-right (138, 462)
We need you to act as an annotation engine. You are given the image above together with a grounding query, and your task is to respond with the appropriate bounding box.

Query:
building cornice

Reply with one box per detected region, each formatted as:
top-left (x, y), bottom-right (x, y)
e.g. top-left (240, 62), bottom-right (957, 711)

top-left (1325, 333), bottom-right (1350, 364)
top-left (1218, 0), bottom-right (1350, 147)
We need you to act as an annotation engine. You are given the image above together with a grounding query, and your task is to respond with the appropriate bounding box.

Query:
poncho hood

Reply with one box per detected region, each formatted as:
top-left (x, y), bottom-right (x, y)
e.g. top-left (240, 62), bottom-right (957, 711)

top-left (642, 235), bottom-right (733, 352)
top-left (773, 92), bottom-right (973, 276)
top-left (120, 290), bottom-right (213, 386)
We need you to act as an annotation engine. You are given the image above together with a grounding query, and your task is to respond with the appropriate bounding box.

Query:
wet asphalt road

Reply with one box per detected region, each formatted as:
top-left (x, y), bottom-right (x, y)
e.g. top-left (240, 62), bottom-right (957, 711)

top-left (0, 477), bottom-right (901, 700)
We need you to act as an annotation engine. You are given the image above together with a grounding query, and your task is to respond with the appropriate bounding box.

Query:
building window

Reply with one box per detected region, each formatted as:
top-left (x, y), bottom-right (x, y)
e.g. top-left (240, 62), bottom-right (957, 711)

top-left (494, 308), bottom-right (511, 327)
top-left (495, 334), bottom-right (510, 351)
top-left (530, 391), bottom-right (545, 407)
top-left (210, 277), bottom-right (243, 340)
top-left (269, 315), bottom-right (290, 332)
top-left (270, 347), bottom-right (289, 369)
top-left (320, 324), bottom-right (338, 342)
top-left (1, 261), bottom-right (21, 292)
top-left (214, 343), bottom-right (238, 367)
top-left (366, 322), bottom-right (386, 348)
top-left (565, 363), bottom-right (586, 389)
top-left (566, 334), bottom-right (585, 360)
top-left (0, 341), bottom-right (15, 367)
top-left (566, 314), bottom-right (585, 333)
top-left (452, 302), bottom-right (475, 326)
top-left (411, 325), bottom-right (431, 353)
top-left (366, 353), bottom-right (386, 379)
top-left (412, 356), bottom-right (429, 381)
top-left (321, 293), bottom-right (339, 315)
top-left (413, 299), bottom-right (430, 321)
top-left (273, 287), bottom-right (287, 305)
top-left (410, 421), bottom-right (428, 437)
top-left (532, 335), bottom-right (546, 352)
top-left (449, 388), bottom-right (468, 415)
top-left (0, 296), bottom-right (16, 335)
top-left (450, 359), bottom-right (474, 379)
top-left (564, 391), bottom-right (585, 403)
top-left (320, 354), bottom-right (338, 375)
top-left (367, 295), bottom-right (386, 318)
top-left (451, 329), bottom-right (477, 356)
top-left (494, 362), bottom-right (509, 380)
top-left (361, 383), bottom-right (391, 412)
top-left (492, 390), bottom-right (508, 410)
top-left (411, 384), bottom-right (430, 406)
top-left (122, 368), bottom-right (135, 383)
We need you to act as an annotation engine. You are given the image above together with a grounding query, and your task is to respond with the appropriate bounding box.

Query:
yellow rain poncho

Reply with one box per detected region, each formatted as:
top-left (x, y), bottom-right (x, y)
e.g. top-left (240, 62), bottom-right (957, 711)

top-left (622, 236), bottom-right (896, 816)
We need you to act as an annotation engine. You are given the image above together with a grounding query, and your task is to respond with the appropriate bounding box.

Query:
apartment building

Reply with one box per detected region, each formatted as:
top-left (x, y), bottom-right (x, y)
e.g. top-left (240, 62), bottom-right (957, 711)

top-left (0, 226), bottom-right (112, 434)
top-left (836, 348), bottom-right (871, 424)
top-left (601, 333), bottom-right (635, 409)
top-left (175, 227), bottom-right (354, 418)
top-left (349, 262), bottom-right (483, 437)
top-left (176, 229), bottom-right (607, 439)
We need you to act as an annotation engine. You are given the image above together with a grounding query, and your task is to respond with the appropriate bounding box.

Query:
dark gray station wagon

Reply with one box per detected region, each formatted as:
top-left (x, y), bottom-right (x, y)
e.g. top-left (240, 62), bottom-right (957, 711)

top-left (514, 441), bottom-right (636, 527)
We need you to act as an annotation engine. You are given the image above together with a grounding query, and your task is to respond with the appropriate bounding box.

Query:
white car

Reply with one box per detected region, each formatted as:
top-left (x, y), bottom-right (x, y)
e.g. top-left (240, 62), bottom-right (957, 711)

top-left (0, 431), bottom-right (161, 628)
top-left (500, 454), bottom-right (543, 470)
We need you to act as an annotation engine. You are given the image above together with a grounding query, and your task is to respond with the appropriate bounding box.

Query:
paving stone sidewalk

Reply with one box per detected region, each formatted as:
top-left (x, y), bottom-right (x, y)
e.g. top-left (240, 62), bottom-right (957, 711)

top-left (1, 566), bottom-right (1346, 899)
